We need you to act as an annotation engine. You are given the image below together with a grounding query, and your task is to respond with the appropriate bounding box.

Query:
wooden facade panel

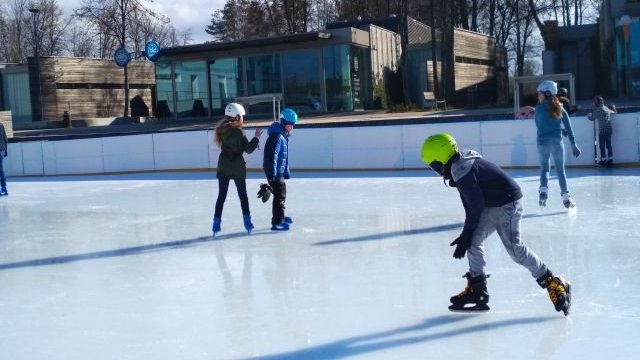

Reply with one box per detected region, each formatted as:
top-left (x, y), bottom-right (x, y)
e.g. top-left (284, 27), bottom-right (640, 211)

top-left (39, 58), bottom-right (154, 85)
top-left (455, 63), bottom-right (496, 90)
top-left (0, 111), bottom-right (13, 138)
top-left (46, 89), bottom-right (153, 119)
top-left (453, 30), bottom-right (496, 60)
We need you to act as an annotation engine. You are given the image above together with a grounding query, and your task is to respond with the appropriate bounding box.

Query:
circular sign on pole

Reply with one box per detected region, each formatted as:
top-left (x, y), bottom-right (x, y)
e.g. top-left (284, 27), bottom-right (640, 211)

top-left (144, 41), bottom-right (161, 62)
top-left (114, 47), bottom-right (130, 67)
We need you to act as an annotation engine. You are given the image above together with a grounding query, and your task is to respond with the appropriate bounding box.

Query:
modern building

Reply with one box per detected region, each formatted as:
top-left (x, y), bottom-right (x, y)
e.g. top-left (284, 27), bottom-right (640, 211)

top-left (155, 16), bottom-right (507, 121)
top-left (549, 0), bottom-right (640, 99)
top-left (0, 57), bottom-right (155, 128)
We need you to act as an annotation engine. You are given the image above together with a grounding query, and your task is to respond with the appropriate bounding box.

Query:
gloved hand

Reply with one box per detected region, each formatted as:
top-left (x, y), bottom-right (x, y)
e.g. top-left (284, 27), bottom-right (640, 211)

top-left (450, 231), bottom-right (473, 259)
top-left (3, 152), bottom-right (7, 158)
top-left (257, 183), bottom-right (272, 203)
top-left (571, 143), bottom-right (581, 158)
top-left (561, 128), bottom-right (568, 137)
top-left (283, 173), bottom-right (290, 180)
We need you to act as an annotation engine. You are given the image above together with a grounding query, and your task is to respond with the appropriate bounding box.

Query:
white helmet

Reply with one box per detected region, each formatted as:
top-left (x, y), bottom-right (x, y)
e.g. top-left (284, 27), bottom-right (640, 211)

top-left (537, 80), bottom-right (558, 96)
top-left (225, 103), bottom-right (245, 117)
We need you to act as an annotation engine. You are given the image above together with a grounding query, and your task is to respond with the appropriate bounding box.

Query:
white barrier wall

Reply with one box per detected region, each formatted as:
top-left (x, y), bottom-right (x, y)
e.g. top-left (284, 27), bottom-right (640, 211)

top-left (5, 113), bottom-right (640, 176)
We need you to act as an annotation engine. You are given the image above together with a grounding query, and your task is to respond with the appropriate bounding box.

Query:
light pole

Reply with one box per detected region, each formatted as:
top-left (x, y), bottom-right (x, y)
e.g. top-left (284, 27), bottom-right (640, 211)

top-left (28, 7), bottom-right (42, 121)
top-left (620, 15), bottom-right (632, 98)
top-left (28, 8), bottom-right (39, 57)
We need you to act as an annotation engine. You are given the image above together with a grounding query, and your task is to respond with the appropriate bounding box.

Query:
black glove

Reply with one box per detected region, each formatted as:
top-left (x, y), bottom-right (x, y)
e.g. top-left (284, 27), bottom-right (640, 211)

top-left (257, 183), bottom-right (272, 203)
top-left (3, 152), bottom-right (7, 158)
top-left (450, 231), bottom-right (473, 259)
top-left (283, 173), bottom-right (290, 180)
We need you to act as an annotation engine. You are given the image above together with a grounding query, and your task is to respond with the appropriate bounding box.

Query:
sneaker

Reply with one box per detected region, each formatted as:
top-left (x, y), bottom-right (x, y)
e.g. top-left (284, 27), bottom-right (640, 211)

top-left (537, 272), bottom-right (571, 316)
top-left (561, 192), bottom-right (576, 208)
top-left (271, 222), bottom-right (290, 231)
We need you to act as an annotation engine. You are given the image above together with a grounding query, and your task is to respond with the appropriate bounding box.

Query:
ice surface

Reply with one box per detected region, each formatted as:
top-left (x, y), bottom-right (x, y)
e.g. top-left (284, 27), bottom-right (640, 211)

top-left (1, 169), bottom-right (639, 359)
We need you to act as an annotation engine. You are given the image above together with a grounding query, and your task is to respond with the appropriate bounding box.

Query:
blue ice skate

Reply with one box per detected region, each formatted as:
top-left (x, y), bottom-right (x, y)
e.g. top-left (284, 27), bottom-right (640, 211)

top-left (212, 217), bottom-right (221, 236)
top-left (271, 222), bottom-right (290, 231)
top-left (243, 215), bottom-right (254, 234)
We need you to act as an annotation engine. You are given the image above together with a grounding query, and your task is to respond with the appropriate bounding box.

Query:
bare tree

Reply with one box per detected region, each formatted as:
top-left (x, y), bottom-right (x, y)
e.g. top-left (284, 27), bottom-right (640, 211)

top-left (74, 0), bottom-right (170, 116)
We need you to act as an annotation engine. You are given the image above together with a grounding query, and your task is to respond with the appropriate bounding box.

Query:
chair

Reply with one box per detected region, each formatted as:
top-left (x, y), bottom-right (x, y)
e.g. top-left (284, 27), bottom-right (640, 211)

top-left (423, 91), bottom-right (447, 111)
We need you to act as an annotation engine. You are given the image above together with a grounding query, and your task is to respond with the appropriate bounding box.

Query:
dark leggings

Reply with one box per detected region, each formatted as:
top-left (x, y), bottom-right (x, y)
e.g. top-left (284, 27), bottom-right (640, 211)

top-left (270, 179), bottom-right (287, 225)
top-left (214, 177), bottom-right (250, 218)
top-left (598, 133), bottom-right (613, 159)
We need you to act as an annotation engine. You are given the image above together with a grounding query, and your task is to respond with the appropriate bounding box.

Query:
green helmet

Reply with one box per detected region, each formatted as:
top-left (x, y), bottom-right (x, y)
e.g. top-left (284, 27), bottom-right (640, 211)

top-left (421, 133), bottom-right (458, 166)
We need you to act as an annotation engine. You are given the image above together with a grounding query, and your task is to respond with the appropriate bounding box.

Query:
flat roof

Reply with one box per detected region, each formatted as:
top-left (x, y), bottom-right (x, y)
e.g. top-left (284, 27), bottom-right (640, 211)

top-left (159, 32), bottom-right (332, 57)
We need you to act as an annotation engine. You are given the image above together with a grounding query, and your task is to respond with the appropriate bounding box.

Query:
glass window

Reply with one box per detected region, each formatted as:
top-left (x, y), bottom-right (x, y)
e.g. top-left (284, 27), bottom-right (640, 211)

top-left (323, 45), bottom-right (353, 112)
top-left (174, 60), bottom-right (208, 119)
top-left (282, 50), bottom-right (321, 113)
top-left (155, 61), bottom-right (174, 120)
top-left (246, 54), bottom-right (281, 95)
top-left (350, 45), bottom-right (368, 110)
top-left (210, 58), bottom-right (243, 116)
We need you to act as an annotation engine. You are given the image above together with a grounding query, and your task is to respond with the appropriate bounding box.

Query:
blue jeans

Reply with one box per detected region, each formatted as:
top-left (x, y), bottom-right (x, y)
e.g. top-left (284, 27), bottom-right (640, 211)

top-left (537, 138), bottom-right (568, 195)
top-left (0, 152), bottom-right (6, 191)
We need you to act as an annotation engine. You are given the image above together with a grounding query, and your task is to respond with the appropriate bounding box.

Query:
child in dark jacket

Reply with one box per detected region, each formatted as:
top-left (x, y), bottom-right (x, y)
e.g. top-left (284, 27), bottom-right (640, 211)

top-left (588, 96), bottom-right (616, 167)
top-left (212, 103), bottom-right (263, 236)
top-left (263, 108), bottom-right (298, 231)
top-left (421, 133), bottom-right (571, 315)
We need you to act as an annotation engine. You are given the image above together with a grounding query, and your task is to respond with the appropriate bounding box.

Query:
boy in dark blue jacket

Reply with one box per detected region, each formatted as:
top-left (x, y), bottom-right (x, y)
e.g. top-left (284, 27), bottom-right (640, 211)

top-left (263, 108), bottom-right (298, 231)
top-left (421, 133), bottom-right (571, 315)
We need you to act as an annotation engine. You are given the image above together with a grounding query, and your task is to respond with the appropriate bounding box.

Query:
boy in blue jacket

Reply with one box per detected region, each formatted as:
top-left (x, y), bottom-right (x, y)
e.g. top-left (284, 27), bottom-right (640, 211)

top-left (263, 108), bottom-right (298, 231)
top-left (421, 133), bottom-right (571, 315)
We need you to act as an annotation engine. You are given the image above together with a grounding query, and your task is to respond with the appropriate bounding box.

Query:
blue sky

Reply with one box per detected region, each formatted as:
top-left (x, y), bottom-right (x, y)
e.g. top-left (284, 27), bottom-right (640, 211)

top-left (61, 0), bottom-right (223, 44)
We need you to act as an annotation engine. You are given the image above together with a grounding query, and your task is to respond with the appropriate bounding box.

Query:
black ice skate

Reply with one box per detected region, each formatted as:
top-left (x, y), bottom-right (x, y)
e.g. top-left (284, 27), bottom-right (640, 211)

top-left (537, 271), bottom-right (571, 316)
top-left (539, 186), bottom-right (548, 207)
top-left (448, 273), bottom-right (490, 313)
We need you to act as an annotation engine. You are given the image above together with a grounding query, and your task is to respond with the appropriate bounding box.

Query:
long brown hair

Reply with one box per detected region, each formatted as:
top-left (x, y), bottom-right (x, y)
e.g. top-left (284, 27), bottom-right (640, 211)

top-left (214, 116), bottom-right (243, 146)
top-left (547, 95), bottom-right (563, 119)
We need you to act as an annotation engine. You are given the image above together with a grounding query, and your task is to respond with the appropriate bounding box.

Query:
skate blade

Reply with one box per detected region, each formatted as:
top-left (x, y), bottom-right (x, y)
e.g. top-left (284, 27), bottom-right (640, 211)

top-left (448, 304), bottom-right (490, 313)
top-left (562, 283), bottom-right (571, 316)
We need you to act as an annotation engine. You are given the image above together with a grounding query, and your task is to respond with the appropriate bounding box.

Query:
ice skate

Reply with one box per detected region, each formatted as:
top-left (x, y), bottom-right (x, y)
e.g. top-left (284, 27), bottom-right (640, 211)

top-left (271, 222), bottom-right (290, 231)
top-left (284, 216), bottom-right (293, 224)
top-left (537, 271), bottom-right (571, 316)
top-left (243, 215), bottom-right (254, 235)
top-left (561, 192), bottom-right (576, 209)
top-left (538, 186), bottom-right (548, 207)
top-left (0, 189), bottom-right (6, 196)
top-left (448, 273), bottom-right (490, 313)
top-left (212, 217), bottom-right (221, 236)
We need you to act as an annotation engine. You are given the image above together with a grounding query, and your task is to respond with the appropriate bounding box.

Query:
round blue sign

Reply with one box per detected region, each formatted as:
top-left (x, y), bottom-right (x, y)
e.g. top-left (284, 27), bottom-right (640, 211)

top-left (145, 41), bottom-right (160, 62)
top-left (114, 47), bottom-right (130, 67)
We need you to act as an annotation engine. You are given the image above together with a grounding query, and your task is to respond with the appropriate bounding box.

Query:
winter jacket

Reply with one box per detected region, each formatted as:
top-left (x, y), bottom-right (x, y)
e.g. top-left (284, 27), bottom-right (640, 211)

top-left (216, 124), bottom-right (259, 180)
top-left (535, 100), bottom-right (577, 144)
top-left (450, 150), bottom-right (523, 237)
top-left (588, 104), bottom-right (614, 136)
top-left (263, 122), bottom-right (290, 180)
top-left (0, 122), bottom-right (7, 154)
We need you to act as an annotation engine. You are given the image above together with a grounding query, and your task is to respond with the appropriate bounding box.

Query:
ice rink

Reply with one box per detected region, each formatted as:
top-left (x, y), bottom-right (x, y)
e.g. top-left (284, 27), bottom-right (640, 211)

top-left (1, 168), bottom-right (639, 360)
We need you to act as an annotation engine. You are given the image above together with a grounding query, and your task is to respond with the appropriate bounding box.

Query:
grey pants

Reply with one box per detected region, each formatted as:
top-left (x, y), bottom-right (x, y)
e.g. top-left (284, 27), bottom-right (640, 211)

top-left (467, 199), bottom-right (548, 280)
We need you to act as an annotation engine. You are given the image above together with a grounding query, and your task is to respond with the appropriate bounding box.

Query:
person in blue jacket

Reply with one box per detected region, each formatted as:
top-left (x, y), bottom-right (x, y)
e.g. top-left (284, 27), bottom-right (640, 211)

top-left (263, 108), bottom-right (298, 231)
top-left (421, 133), bottom-right (571, 315)
top-left (535, 80), bottom-right (581, 208)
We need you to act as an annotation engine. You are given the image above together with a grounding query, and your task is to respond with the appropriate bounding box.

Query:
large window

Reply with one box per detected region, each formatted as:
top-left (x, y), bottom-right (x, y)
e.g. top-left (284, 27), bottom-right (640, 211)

top-left (282, 50), bottom-right (321, 113)
top-left (155, 61), bottom-right (174, 120)
top-left (174, 60), bottom-right (208, 119)
top-left (323, 45), bottom-right (353, 112)
top-left (247, 54), bottom-right (281, 96)
top-left (210, 58), bottom-right (243, 116)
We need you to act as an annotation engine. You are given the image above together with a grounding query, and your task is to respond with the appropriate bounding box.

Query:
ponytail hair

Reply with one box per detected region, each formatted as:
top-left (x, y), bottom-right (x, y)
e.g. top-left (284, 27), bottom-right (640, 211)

top-left (547, 95), bottom-right (563, 119)
top-left (214, 116), bottom-right (243, 146)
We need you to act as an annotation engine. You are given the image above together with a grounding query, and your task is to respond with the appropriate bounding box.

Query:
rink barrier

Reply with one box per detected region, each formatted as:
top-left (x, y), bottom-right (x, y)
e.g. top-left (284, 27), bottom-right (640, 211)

top-left (4, 113), bottom-right (640, 176)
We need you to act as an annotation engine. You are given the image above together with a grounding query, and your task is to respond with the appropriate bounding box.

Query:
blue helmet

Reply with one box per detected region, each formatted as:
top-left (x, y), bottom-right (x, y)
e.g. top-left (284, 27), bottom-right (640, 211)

top-left (280, 108), bottom-right (298, 125)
